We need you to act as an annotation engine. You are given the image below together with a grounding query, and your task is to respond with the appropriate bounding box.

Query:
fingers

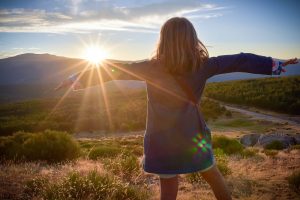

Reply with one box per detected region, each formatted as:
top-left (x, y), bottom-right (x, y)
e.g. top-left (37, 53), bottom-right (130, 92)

top-left (282, 58), bottom-right (298, 66)
top-left (54, 83), bottom-right (63, 91)
top-left (292, 58), bottom-right (299, 64)
top-left (288, 58), bottom-right (298, 64)
top-left (54, 80), bottom-right (71, 91)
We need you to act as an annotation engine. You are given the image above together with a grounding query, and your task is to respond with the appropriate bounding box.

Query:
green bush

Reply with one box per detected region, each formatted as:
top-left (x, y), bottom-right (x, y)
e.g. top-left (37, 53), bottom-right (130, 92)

top-left (214, 148), bottom-right (231, 176)
top-left (186, 148), bottom-right (231, 184)
top-left (0, 130), bottom-right (80, 163)
top-left (264, 140), bottom-right (285, 150)
top-left (200, 99), bottom-right (228, 121)
top-left (88, 146), bottom-right (121, 160)
top-left (263, 149), bottom-right (278, 157)
top-left (287, 171), bottom-right (300, 193)
top-left (124, 145), bottom-right (144, 157)
top-left (0, 132), bottom-right (32, 160)
top-left (23, 177), bottom-right (49, 199)
top-left (103, 151), bottom-right (140, 182)
top-left (225, 110), bottom-right (232, 117)
top-left (291, 144), bottom-right (300, 150)
top-left (240, 148), bottom-right (257, 158)
top-left (23, 170), bottom-right (149, 200)
top-left (212, 135), bottom-right (244, 155)
top-left (185, 171), bottom-right (206, 184)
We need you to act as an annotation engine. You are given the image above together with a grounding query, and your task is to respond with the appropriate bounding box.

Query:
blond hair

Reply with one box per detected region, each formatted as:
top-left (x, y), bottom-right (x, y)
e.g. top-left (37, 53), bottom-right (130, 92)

top-left (153, 17), bottom-right (209, 74)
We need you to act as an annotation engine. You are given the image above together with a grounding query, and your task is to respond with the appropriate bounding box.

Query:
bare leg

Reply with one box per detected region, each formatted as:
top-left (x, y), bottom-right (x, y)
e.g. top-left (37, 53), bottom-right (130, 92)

top-left (201, 165), bottom-right (232, 200)
top-left (159, 175), bottom-right (179, 200)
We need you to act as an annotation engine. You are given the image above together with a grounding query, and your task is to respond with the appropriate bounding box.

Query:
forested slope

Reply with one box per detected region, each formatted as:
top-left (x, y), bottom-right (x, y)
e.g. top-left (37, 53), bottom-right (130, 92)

top-left (204, 75), bottom-right (300, 114)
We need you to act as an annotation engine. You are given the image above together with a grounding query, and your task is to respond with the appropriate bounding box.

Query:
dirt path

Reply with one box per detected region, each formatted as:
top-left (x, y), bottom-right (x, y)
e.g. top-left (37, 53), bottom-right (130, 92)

top-left (214, 100), bottom-right (300, 126)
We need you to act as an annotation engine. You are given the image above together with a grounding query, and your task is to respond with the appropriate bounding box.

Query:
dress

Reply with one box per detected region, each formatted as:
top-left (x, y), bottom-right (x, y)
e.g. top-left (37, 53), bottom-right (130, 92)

top-left (71, 53), bottom-right (274, 174)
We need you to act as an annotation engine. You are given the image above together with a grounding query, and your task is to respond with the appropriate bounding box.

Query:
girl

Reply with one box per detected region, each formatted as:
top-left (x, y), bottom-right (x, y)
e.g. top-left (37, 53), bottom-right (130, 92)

top-left (55, 17), bottom-right (298, 200)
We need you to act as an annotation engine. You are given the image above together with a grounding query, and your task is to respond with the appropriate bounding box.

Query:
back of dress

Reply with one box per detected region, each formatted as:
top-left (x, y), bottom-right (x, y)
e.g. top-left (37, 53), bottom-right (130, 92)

top-left (142, 60), bottom-right (214, 174)
top-left (73, 53), bottom-right (273, 174)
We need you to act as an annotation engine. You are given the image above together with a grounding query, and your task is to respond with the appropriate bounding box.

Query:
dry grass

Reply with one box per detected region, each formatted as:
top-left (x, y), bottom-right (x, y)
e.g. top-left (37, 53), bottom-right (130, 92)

top-left (1, 132), bottom-right (300, 200)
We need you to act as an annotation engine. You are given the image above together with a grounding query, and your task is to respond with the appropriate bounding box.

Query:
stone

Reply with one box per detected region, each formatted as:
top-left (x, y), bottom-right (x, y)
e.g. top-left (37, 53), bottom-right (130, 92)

top-left (257, 133), bottom-right (297, 148)
top-left (240, 133), bottom-right (261, 146)
top-left (293, 134), bottom-right (300, 144)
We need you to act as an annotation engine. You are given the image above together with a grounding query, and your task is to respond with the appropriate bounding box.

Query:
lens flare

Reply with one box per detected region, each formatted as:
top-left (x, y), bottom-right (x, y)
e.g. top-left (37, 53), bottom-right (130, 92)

top-left (83, 45), bottom-right (108, 64)
top-left (192, 132), bottom-right (211, 155)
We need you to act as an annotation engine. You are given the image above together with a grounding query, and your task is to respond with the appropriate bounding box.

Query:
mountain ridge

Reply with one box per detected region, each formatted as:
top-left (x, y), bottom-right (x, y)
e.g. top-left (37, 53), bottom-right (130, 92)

top-left (0, 53), bottom-right (299, 102)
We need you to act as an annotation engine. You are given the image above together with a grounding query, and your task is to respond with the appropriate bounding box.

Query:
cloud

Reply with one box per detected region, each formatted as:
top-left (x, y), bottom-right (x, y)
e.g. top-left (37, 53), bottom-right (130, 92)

top-left (0, 47), bottom-right (42, 58)
top-left (0, 8), bottom-right (72, 33)
top-left (0, 0), bottom-right (227, 33)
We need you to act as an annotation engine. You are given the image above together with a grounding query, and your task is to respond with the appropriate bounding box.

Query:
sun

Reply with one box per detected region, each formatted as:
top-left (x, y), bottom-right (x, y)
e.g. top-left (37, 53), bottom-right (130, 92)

top-left (83, 45), bottom-right (108, 64)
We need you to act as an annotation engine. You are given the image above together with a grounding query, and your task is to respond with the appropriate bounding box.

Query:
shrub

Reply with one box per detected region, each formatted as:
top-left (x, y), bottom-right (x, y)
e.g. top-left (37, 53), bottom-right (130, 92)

top-left (217, 162), bottom-right (231, 176)
top-left (240, 148), bottom-right (257, 158)
top-left (103, 151), bottom-right (140, 182)
top-left (23, 170), bottom-right (149, 200)
top-left (287, 171), bottom-right (300, 193)
top-left (23, 177), bottom-right (49, 199)
top-left (214, 148), bottom-right (231, 176)
top-left (200, 99), bottom-right (228, 121)
top-left (88, 146), bottom-right (121, 160)
top-left (186, 148), bottom-right (231, 184)
top-left (0, 132), bottom-right (32, 160)
top-left (263, 149), bottom-right (278, 157)
top-left (124, 145), bottom-right (144, 157)
top-left (212, 135), bottom-right (244, 155)
top-left (23, 130), bottom-right (80, 163)
top-left (185, 171), bottom-right (206, 184)
top-left (264, 140), bottom-right (285, 150)
top-left (79, 141), bottom-right (94, 149)
top-left (0, 130), bottom-right (80, 163)
top-left (225, 110), bottom-right (232, 117)
top-left (291, 144), bottom-right (300, 150)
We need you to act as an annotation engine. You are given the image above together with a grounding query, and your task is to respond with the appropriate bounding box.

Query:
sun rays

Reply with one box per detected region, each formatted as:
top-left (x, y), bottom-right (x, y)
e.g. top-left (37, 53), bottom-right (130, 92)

top-left (83, 45), bottom-right (108, 65)
top-left (43, 35), bottom-right (195, 133)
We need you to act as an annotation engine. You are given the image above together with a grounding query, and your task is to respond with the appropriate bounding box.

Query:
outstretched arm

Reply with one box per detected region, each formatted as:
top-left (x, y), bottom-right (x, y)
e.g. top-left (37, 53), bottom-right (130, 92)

top-left (54, 60), bottom-right (150, 91)
top-left (271, 58), bottom-right (298, 75)
top-left (204, 53), bottom-right (298, 79)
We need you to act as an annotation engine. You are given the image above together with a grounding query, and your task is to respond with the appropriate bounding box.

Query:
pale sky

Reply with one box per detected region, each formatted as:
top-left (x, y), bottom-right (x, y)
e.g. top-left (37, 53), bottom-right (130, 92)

top-left (0, 0), bottom-right (299, 60)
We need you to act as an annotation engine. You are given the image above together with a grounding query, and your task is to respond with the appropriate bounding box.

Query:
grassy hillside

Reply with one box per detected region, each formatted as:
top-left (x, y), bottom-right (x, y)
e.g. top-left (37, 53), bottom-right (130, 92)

top-left (204, 75), bottom-right (300, 114)
top-left (2, 75), bottom-right (299, 136)
top-left (0, 89), bottom-right (228, 136)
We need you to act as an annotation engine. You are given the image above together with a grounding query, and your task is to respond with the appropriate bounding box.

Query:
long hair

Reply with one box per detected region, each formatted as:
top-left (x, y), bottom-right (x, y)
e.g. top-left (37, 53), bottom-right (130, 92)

top-left (152, 17), bottom-right (209, 74)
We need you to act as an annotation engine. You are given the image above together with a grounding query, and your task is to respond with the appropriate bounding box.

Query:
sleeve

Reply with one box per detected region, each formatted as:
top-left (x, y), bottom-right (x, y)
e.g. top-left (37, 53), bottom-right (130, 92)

top-left (67, 60), bottom-right (150, 90)
top-left (271, 60), bottom-right (286, 75)
top-left (204, 53), bottom-right (273, 79)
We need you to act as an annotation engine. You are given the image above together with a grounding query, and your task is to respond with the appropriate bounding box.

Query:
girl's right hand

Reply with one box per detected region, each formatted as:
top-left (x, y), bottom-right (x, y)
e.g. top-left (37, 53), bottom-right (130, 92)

top-left (282, 58), bottom-right (298, 67)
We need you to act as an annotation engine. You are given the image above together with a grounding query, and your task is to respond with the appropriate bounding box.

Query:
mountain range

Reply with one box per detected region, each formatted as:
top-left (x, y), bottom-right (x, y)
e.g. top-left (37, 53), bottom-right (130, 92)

top-left (0, 53), bottom-right (299, 102)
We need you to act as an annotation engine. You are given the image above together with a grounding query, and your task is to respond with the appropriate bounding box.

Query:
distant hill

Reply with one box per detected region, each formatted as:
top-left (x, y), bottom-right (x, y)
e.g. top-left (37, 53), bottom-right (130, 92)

top-left (0, 53), bottom-right (299, 102)
top-left (0, 53), bottom-right (82, 84)
top-left (0, 53), bottom-right (145, 102)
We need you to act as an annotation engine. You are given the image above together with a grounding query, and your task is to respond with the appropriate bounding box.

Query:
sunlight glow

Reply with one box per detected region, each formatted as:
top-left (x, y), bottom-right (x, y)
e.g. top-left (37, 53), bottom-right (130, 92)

top-left (83, 45), bottom-right (108, 64)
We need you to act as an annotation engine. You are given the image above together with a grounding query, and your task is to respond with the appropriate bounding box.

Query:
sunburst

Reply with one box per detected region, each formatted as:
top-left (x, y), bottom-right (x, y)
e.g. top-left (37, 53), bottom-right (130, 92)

top-left (83, 45), bottom-right (108, 65)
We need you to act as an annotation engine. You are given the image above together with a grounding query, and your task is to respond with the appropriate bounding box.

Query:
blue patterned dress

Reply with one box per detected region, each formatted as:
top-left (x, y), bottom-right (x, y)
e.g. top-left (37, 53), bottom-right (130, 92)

top-left (69, 53), bottom-right (282, 174)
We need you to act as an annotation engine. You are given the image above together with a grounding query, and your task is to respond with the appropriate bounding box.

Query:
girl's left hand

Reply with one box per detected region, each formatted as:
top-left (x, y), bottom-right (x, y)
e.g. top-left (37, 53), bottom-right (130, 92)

top-left (54, 79), bottom-right (73, 91)
top-left (282, 58), bottom-right (298, 67)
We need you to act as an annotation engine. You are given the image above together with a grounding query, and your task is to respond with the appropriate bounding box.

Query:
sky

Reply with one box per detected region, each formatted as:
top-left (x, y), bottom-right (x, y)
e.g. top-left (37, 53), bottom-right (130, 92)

top-left (0, 0), bottom-right (299, 60)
